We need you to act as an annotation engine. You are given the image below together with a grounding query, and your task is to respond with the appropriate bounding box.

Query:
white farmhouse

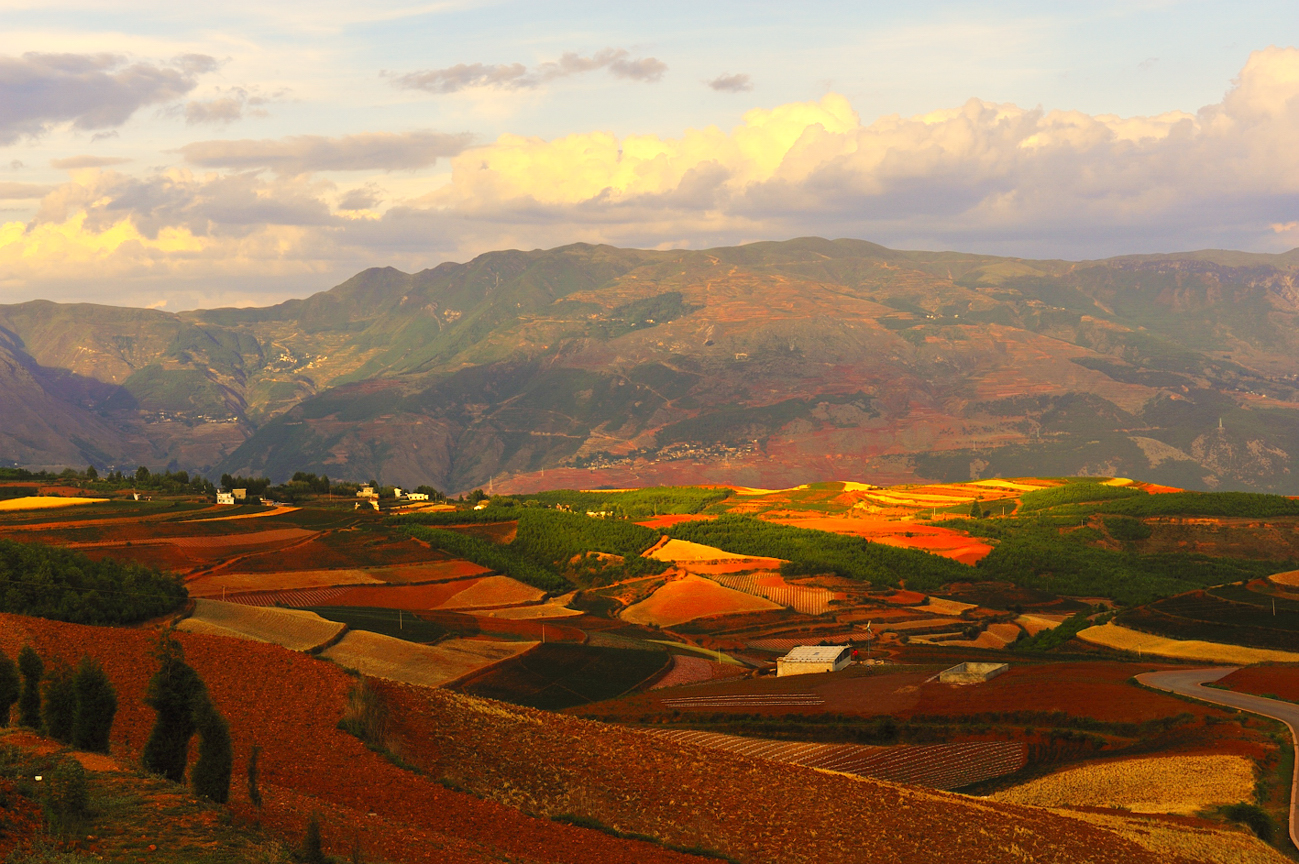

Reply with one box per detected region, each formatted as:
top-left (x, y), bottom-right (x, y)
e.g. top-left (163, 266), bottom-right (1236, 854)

top-left (216, 492), bottom-right (235, 505)
top-left (407, 492), bottom-right (429, 502)
top-left (776, 645), bottom-right (854, 677)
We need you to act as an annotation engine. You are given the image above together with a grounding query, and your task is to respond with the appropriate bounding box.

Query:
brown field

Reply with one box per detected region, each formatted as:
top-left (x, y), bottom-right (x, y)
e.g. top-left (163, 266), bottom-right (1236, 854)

top-left (1017, 613), bottom-right (1067, 635)
top-left (328, 580), bottom-right (486, 610)
top-left (649, 655), bottom-right (749, 690)
top-left (702, 571), bottom-right (838, 615)
top-left (923, 597), bottom-right (977, 616)
top-left (438, 575), bottom-right (549, 609)
top-left (1077, 622), bottom-right (1299, 663)
top-left (480, 603), bottom-right (585, 619)
top-left (0, 496), bottom-right (106, 511)
top-left (622, 575), bottom-right (783, 627)
top-left (321, 630), bottom-right (536, 687)
top-left (231, 531), bottom-right (456, 573)
top-left (0, 614), bottom-right (1286, 864)
top-left (176, 599), bottom-right (345, 652)
top-left (1218, 664), bottom-right (1299, 702)
top-left (442, 521), bottom-right (519, 543)
top-left (990, 754), bottom-right (1255, 815)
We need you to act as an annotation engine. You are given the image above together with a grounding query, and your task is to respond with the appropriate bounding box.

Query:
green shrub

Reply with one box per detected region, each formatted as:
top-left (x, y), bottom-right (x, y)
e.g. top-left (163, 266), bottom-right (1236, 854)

top-left (1104, 516), bottom-right (1152, 541)
top-left (71, 656), bottom-right (116, 754)
top-left (17, 647), bottom-right (42, 729)
top-left (1101, 491), bottom-right (1299, 518)
top-left (42, 757), bottom-right (89, 836)
top-left (0, 650), bottom-right (19, 727)
top-left (299, 811), bottom-right (328, 864)
top-left (191, 693), bottom-right (232, 803)
top-left (1010, 611), bottom-right (1094, 652)
top-left (0, 539), bottom-right (187, 625)
top-left (41, 662), bottom-right (76, 744)
top-left (401, 526), bottom-right (568, 593)
top-left (142, 633), bottom-right (205, 782)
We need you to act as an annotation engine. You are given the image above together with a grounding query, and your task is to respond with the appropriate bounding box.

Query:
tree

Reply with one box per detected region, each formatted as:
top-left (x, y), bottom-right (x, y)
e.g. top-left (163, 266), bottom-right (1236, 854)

top-left (142, 633), bottom-right (205, 782)
top-left (969, 500), bottom-right (983, 519)
top-left (135, 465), bottom-right (151, 482)
top-left (85, 465), bottom-right (98, 481)
top-left (72, 656), bottom-right (117, 753)
top-left (247, 744), bottom-right (262, 807)
top-left (17, 646), bottom-right (42, 729)
top-left (191, 692), bottom-right (232, 803)
top-left (0, 650), bottom-right (19, 726)
top-left (42, 661), bottom-right (76, 744)
top-left (301, 811), bottom-right (327, 864)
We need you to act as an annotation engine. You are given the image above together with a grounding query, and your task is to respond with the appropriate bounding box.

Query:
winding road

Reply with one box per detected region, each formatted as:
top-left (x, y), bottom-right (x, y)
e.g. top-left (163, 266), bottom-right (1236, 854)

top-left (1138, 667), bottom-right (1299, 850)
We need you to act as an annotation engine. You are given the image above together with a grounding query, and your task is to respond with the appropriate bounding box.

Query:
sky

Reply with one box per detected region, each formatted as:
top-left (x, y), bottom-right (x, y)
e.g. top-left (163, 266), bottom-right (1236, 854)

top-left (2, 0), bottom-right (1299, 309)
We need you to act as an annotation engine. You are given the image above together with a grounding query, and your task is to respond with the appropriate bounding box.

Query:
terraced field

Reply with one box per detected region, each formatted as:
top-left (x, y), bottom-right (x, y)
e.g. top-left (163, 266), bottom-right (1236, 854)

top-left (650, 729), bottom-right (1026, 790)
top-left (176, 599), bottom-right (345, 652)
top-left (705, 572), bottom-right (836, 615)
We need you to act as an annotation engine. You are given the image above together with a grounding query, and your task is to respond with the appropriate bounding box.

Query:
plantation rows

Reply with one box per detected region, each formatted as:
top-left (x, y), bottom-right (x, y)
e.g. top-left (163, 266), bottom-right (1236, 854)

top-left (220, 586), bottom-right (352, 607)
top-left (704, 572), bottom-right (835, 615)
top-left (1116, 605), bottom-right (1299, 651)
top-left (650, 729), bottom-right (1026, 790)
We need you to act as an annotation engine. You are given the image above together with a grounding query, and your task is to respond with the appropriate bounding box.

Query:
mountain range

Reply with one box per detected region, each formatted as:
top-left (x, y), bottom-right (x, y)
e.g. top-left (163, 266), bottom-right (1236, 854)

top-left (5, 237), bottom-right (1299, 494)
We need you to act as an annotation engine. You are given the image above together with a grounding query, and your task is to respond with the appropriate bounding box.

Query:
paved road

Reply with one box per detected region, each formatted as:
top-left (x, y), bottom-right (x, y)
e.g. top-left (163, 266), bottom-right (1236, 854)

top-left (1138, 667), bottom-right (1299, 851)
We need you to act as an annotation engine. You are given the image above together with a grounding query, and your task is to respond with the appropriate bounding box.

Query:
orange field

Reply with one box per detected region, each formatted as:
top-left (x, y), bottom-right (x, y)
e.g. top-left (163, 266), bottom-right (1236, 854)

top-left (438, 575), bottom-right (549, 609)
top-left (328, 580), bottom-right (486, 610)
top-left (635, 514), bottom-right (718, 529)
top-left (762, 514), bottom-right (992, 564)
top-left (187, 568), bottom-right (386, 596)
top-left (1268, 569), bottom-right (1299, 588)
top-left (621, 575), bottom-right (782, 626)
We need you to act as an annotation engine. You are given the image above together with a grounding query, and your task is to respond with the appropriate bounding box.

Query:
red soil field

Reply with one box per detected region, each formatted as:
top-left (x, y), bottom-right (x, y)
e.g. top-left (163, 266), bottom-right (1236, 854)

top-left (0, 614), bottom-right (711, 864)
top-left (328, 580), bottom-right (485, 610)
top-left (635, 514), bottom-right (718, 529)
top-left (650, 655), bottom-right (749, 690)
top-left (764, 514), bottom-right (992, 564)
top-left (1136, 483), bottom-right (1184, 494)
top-left (622, 575), bottom-right (781, 626)
top-left (1218, 665), bottom-right (1299, 703)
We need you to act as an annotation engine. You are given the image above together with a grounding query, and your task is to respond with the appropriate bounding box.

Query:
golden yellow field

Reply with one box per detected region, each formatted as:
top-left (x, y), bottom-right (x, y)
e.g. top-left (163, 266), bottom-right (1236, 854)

top-left (321, 630), bottom-right (535, 687)
top-left (0, 496), bottom-right (106, 511)
top-left (1268, 569), bottom-right (1299, 587)
top-left (480, 603), bottom-right (584, 619)
top-left (177, 599), bottom-right (345, 652)
top-left (990, 754), bottom-right (1255, 815)
top-left (648, 538), bottom-right (781, 563)
top-left (1076, 622), bottom-right (1299, 663)
top-left (187, 568), bottom-right (387, 595)
top-left (1055, 809), bottom-right (1284, 864)
top-left (923, 596), bottom-right (977, 616)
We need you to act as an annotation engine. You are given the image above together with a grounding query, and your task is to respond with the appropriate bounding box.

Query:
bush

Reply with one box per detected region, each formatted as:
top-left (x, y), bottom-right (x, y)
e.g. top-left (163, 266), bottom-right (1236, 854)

top-left (17, 647), bottom-right (42, 730)
top-left (0, 539), bottom-right (187, 626)
top-left (1018, 482), bottom-right (1143, 512)
top-left (41, 662), bottom-right (76, 744)
top-left (42, 757), bottom-right (89, 836)
top-left (1010, 611), bottom-right (1094, 652)
top-left (142, 633), bottom-right (205, 782)
top-left (0, 650), bottom-right (19, 727)
top-left (337, 679), bottom-right (389, 750)
top-left (300, 811), bottom-right (328, 864)
top-left (1220, 802), bottom-right (1274, 842)
top-left (71, 656), bottom-right (116, 754)
top-left (191, 693), bottom-right (232, 803)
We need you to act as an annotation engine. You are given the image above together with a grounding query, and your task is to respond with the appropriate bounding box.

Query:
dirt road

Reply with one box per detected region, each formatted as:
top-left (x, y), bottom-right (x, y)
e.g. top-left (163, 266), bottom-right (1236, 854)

top-left (1138, 667), bottom-right (1299, 850)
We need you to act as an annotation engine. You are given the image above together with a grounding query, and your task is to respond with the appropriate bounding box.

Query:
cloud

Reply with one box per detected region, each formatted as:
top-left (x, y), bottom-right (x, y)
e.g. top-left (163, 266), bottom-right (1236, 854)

top-left (708, 73), bottom-right (753, 93)
top-left (178, 130), bottom-right (474, 173)
top-left (0, 52), bottom-right (211, 144)
top-left (13, 47), bottom-right (1299, 303)
top-left (0, 182), bottom-right (53, 199)
top-left (393, 48), bottom-right (666, 93)
top-left (50, 155), bottom-right (134, 169)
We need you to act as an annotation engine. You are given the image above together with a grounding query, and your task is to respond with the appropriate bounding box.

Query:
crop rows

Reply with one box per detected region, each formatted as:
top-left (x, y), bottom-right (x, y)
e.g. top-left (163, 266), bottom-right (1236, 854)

top-left (705, 572), bottom-right (834, 615)
top-left (659, 692), bottom-right (825, 708)
top-left (650, 655), bottom-right (749, 690)
top-left (651, 728), bottom-right (1026, 790)
top-left (221, 586), bottom-right (353, 607)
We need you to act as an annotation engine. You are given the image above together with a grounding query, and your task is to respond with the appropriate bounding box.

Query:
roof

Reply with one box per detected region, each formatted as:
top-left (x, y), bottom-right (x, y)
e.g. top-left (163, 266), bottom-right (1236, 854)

top-left (781, 645), bottom-right (852, 663)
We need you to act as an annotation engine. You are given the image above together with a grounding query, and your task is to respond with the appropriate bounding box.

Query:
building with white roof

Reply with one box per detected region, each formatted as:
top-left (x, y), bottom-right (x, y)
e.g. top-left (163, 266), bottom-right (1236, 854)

top-left (776, 645), bottom-right (854, 677)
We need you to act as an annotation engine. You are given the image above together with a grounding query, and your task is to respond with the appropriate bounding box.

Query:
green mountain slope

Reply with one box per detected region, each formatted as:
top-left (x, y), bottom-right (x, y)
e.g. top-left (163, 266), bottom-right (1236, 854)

top-left (4, 238), bottom-right (1299, 491)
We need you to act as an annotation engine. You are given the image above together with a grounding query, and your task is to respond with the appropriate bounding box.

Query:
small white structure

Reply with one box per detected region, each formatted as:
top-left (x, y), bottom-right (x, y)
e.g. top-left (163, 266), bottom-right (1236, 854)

top-left (216, 492), bottom-right (235, 505)
top-left (407, 492), bottom-right (429, 502)
top-left (776, 645), bottom-right (854, 677)
top-left (232, 488), bottom-right (247, 501)
top-left (357, 486), bottom-right (375, 498)
top-left (938, 662), bottom-right (1008, 684)
top-left (392, 487), bottom-right (403, 498)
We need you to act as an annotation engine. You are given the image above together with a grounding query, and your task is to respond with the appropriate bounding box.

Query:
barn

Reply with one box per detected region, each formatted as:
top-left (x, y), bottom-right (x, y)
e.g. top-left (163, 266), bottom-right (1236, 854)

top-left (776, 645), bottom-right (854, 677)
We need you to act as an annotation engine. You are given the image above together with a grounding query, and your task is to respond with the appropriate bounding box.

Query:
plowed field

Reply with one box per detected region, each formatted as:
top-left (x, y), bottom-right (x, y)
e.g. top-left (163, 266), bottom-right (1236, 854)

top-left (991, 755), bottom-right (1255, 815)
top-left (649, 655), bottom-right (749, 690)
top-left (648, 729), bottom-right (1026, 790)
top-left (1218, 665), bottom-right (1299, 703)
top-left (321, 630), bottom-right (535, 688)
top-left (703, 571), bottom-right (836, 615)
top-left (649, 538), bottom-right (782, 564)
top-left (328, 580), bottom-right (486, 610)
top-left (187, 568), bottom-right (386, 596)
top-left (761, 515), bottom-right (993, 564)
top-left (1077, 622), bottom-right (1299, 664)
top-left (439, 575), bottom-right (548, 609)
top-left (176, 600), bottom-right (345, 652)
top-left (622, 575), bottom-right (782, 626)
top-left (480, 603), bottom-right (584, 619)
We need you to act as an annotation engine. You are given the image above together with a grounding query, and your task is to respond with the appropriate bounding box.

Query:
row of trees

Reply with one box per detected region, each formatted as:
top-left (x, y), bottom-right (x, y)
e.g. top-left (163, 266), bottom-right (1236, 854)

top-left (0, 634), bottom-right (234, 805)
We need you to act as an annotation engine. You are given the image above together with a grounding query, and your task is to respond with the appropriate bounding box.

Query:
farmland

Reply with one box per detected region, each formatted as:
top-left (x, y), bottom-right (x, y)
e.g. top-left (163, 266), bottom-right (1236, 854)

top-left (1, 476), bottom-right (1299, 861)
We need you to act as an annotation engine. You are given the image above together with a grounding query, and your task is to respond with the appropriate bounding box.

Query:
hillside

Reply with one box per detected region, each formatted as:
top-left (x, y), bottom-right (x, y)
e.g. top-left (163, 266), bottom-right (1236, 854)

top-left (6, 238), bottom-right (1299, 493)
